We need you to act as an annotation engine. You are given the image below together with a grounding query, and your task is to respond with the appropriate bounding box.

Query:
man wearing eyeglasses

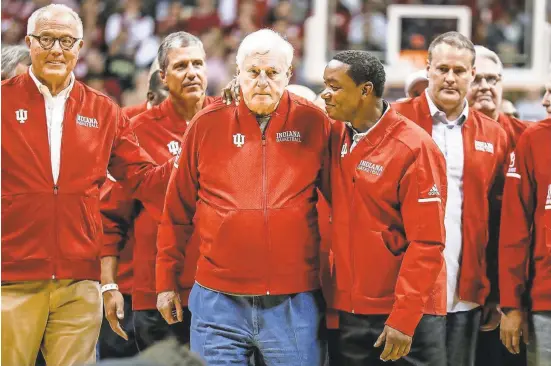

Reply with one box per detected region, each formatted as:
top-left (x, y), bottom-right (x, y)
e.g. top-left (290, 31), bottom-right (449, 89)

top-left (468, 46), bottom-right (529, 152)
top-left (467, 45), bottom-right (529, 366)
top-left (1, 4), bottom-right (172, 366)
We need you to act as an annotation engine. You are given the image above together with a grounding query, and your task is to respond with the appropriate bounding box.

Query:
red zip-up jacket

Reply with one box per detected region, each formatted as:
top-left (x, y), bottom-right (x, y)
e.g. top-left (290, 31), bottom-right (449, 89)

top-left (499, 119), bottom-right (551, 311)
top-left (1, 73), bottom-right (171, 282)
top-left (497, 113), bottom-right (529, 151)
top-left (100, 178), bottom-right (134, 295)
top-left (101, 96), bottom-right (217, 310)
top-left (156, 91), bottom-right (331, 296)
top-left (393, 93), bottom-right (509, 305)
top-left (331, 107), bottom-right (448, 336)
top-left (123, 101), bottom-right (148, 119)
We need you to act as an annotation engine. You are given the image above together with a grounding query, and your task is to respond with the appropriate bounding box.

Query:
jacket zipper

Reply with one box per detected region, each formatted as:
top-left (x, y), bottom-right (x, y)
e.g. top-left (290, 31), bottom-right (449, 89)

top-left (52, 184), bottom-right (59, 279)
top-left (262, 133), bottom-right (270, 295)
top-left (50, 97), bottom-right (71, 280)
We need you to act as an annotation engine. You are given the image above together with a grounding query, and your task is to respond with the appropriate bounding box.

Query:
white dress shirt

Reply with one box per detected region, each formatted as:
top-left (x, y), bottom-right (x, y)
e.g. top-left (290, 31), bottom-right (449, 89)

top-left (425, 90), bottom-right (480, 313)
top-left (29, 67), bottom-right (75, 185)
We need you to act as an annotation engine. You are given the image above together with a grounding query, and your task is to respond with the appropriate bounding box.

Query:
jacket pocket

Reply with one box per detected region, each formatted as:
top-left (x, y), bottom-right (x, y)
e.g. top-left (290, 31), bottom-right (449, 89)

top-left (58, 195), bottom-right (101, 260)
top-left (267, 202), bottom-right (320, 275)
top-left (2, 194), bottom-right (52, 261)
top-left (351, 230), bottom-right (403, 299)
top-left (195, 202), bottom-right (265, 278)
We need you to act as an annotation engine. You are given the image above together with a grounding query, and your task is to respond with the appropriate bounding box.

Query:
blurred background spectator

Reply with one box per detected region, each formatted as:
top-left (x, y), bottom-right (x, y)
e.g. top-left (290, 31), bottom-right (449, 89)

top-left (2, 0), bottom-right (547, 109)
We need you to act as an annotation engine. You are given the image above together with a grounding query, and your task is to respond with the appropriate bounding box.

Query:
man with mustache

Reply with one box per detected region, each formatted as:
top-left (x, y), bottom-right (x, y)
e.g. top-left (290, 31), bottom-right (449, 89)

top-left (393, 32), bottom-right (509, 366)
top-left (101, 31), bottom-right (218, 352)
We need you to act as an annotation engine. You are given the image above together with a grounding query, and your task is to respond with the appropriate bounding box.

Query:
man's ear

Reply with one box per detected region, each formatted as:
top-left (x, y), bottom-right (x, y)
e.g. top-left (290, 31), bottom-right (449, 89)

top-left (287, 66), bottom-right (293, 79)
top-left (160, 70), bottom-right (168, 86)
top-left (362, 82), bottom-right (374, 97)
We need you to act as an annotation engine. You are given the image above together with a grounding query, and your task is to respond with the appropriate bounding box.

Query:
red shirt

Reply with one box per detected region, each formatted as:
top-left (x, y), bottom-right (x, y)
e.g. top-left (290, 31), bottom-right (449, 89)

top-left (330, 107), bottom-right (447, 336)
top-left (101, 96), bottom-right (218, 309)
top-left (500, 119), bottom-right (551, 311)
top-left (122, 101), bottom-right (148, 119)
top-left (156, 92), bottom-right (331, 297)
top-left (497, 112), bottom-right (529, 151)
top-left (1, 73), bottom-right (171, 282)
top-left (393, 94), bottom-right (509, 305)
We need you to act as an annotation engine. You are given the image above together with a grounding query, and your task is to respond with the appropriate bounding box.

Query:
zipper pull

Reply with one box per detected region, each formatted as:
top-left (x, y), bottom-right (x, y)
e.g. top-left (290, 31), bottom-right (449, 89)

top-left (53, 185), bottom-right (59, 195)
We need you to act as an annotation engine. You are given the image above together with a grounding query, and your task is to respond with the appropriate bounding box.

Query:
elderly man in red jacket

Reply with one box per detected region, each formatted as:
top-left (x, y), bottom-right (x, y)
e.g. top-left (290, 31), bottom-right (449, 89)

top-left (322, 50), bottom-right (448, 365)
top-left (468, 44), bottom-right (529, 366)
top-left (156, 29), bottom-right (331, 365)
top-left (393, 32), bottom-right (509, 366)
top-left (499, 118), bottom-right (551, 365)
top-left (100, 31), bottom-right (219, 352)
top-left (1, 4), bottom-right (171, 366)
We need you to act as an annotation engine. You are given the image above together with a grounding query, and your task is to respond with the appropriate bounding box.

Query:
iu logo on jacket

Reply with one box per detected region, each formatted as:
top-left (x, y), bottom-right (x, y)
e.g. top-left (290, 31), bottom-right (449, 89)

top-left (233, 133), bottom-right (245, 147)
top-left (15, 109), bottom-right (27, 124)
top-left (167, 140), bottom-right (180, 156)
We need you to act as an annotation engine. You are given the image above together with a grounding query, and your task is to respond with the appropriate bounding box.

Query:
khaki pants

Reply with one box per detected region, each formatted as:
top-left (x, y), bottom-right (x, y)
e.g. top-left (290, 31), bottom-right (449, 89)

top-left (1, 279), bottom-right (102, 366)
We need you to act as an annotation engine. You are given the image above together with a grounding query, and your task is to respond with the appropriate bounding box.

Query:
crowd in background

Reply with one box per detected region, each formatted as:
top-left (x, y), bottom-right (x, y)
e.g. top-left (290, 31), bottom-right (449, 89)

top-left (2, 0), bottom-right (550, 120)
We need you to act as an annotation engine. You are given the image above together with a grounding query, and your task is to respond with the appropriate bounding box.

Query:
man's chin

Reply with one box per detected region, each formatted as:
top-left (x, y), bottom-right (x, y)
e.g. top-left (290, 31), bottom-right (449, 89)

top-left (246, 101), bottom-right (277, 115)
top-left (437, 92), bottom-right (461, 106)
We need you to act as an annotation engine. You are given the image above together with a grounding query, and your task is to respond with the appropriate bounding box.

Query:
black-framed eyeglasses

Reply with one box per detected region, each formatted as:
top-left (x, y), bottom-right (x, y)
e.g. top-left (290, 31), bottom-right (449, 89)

top-left (472, 74), bottom-right (502, 86)
top-left (28, 34), bottom-right (81, 51)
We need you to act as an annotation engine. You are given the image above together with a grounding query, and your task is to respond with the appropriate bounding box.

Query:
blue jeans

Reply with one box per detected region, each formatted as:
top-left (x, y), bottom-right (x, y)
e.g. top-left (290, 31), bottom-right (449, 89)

top-left (188, 283), bottom-right (326, 366)
top-left (528, 312), bottom-right (551, 366)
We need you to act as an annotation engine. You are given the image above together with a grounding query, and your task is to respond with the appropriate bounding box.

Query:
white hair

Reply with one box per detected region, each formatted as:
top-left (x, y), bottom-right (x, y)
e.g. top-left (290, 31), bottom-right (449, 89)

top-left (474, 45), bottom-right (503, 74)
top-left (236, 29), bottom-right (294, 71)
top-left (27, 4), bottom-right (83, 38)
top-left (1, 45), bottom-right (31, 79)
top-left (404, 69), bottom-right (428, 97)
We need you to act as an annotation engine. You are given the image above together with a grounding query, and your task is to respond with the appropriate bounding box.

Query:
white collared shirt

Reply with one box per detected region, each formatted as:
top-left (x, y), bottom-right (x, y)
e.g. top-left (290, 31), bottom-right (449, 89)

top-left (29, 67), bottom-right (75, 184)
top-left (425, 90), bottom-right (479, 313)
top-left (346, 100), bottom-right (390, 151)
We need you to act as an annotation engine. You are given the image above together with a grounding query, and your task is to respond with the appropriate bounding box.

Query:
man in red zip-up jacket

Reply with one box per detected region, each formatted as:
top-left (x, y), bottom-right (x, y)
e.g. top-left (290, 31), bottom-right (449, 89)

top-left (156, 29), bottom-right (331, 365)
top-left (1, 5), bottom-right (171, 366)
top-left (322, 50), bottom-right (448, 365)
top-left (393, 32), bottom-right (509, 366)
top-left (468, 45), bottom-right (529, 366)
top-left (98, 69), bottom-right (171, 360)
top-left (100, 31), bottom-right (218, 351)
top-left (499, 118), bottom-right (551, 364)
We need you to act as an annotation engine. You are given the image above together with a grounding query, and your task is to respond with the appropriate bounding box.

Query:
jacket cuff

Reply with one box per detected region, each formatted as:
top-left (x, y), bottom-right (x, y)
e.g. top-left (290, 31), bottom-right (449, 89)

top-left (499, 295), bottom-right (522, 310)
top-left (385, 307), bottom-right (423, 337)
top-left (156, 266), bottom-right (178, 294)
top-left (100, 238), bottom-right (121, 257)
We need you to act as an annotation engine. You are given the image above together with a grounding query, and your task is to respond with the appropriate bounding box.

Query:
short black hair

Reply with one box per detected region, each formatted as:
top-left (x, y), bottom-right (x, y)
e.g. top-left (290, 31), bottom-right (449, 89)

top-left (428, 31), bottom-right (475, 66)
top-left (148, 70), bottom-right (166, 92)
top-left (332, 50), bottom-right (386, 98)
